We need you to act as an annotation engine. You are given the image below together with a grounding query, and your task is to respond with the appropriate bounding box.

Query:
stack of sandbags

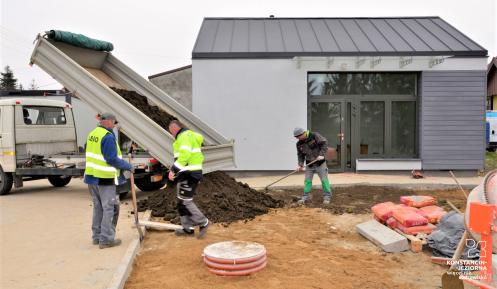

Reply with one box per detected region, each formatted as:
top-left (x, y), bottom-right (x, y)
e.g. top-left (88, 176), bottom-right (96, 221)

top-left (371, 196), bottom-right (447, 235)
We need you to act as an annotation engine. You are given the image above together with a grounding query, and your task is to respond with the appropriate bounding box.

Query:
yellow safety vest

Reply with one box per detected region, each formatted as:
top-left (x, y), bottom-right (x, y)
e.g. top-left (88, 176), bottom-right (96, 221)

top-left (173, 129), bottom-right (204, 171)
top-left (84, 127), bottom-right (122, 184)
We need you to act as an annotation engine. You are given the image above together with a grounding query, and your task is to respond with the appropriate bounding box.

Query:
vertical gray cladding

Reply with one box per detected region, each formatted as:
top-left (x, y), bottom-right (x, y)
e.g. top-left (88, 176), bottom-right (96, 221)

top-left (420, 70), bottom-right (486, 170)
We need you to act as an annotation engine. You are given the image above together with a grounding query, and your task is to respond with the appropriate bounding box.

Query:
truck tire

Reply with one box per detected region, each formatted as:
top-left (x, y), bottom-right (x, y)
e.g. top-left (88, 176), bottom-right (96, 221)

top-left (135, 177), bottom-right (164, 192)
top-left (0, 167), bottom-right (13, 195)
top-left (48, 176), bottom-right (72, 187)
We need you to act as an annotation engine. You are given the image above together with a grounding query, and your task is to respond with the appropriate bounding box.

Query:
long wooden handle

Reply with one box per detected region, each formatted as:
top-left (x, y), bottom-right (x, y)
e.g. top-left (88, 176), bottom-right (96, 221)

top-left (449, 171), bottom-right (468, 199)
top-left (265, 158), bottom-right (321, 190)
top-left (128, 154), bottom-right (144, 241)
top-left (449, 230), bottom-right (469, 270)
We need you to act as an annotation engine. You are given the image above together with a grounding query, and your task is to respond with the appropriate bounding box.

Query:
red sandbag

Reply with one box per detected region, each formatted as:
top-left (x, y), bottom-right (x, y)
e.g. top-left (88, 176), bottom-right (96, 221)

top-left (371, 202), bottom-right (396, 222)
top-left (386, 217), bottom-right (398, 229)
top-left (397, 204), bottom-right (429, 219)
top-left (400, 195), bottom-right (436, 208)
top-left (392, 206), bottom-right (428, 227)
top-left (387, 217), bottom-right (436, 235)
top-left (373, 215), bottom-right (384, 224)
top-left (419, 205), bottom-right (446, 224)
top-left (397, 222), bottom-right (436, 235)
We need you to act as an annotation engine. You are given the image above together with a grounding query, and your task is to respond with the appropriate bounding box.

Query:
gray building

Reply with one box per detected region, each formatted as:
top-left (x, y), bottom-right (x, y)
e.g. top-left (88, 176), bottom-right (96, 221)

top-left (148, 65), bottom-right (192, 110)
top-left (191, 17), bottom-right (488, 171)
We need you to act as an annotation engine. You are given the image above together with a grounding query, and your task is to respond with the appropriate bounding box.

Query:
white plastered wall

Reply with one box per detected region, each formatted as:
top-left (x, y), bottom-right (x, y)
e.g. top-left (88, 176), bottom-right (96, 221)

top-left (193, 56), bottom-right (487, 170)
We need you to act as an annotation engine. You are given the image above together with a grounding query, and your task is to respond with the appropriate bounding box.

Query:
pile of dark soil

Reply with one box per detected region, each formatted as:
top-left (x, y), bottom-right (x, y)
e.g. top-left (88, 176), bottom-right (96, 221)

top-left (269, 186), bottom-right (467, 214)
top-left (111, 88), bottom-right (177, 130)
top-left (138, 171), bottom-right (283, 224)
top-left (112, 88), bottom-right (283, 223)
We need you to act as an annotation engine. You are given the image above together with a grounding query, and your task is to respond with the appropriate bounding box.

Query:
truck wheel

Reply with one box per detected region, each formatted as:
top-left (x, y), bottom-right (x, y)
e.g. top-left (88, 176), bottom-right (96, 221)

top-left (0, 167), bottom-right (13, 195)
top-left (48, 176), bottom-right (72, 187)
top-left (135, 177), bottom-right (164, 191)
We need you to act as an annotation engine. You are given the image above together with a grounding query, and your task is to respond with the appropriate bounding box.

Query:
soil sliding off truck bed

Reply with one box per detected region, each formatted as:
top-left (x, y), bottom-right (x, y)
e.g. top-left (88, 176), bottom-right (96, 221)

top-left (29, 34), bottom-right (235, 173)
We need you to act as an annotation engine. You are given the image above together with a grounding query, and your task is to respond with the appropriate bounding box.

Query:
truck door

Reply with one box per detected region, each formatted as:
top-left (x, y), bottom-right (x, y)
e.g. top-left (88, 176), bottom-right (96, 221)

top-left (0, 105), bottom-right (16, 172)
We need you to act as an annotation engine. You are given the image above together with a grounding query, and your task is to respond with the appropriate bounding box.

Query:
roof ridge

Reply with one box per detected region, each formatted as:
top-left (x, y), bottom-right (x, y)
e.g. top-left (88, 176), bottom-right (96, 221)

top-left (204, 16), bottom-right (442, 20)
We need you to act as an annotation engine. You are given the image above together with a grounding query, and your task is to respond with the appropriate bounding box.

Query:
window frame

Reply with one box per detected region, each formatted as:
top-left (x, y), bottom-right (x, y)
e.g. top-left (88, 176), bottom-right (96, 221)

top-left (22, 105), bottom-right (67, 126)
top-left (307, 72), bottom-right (419, 163)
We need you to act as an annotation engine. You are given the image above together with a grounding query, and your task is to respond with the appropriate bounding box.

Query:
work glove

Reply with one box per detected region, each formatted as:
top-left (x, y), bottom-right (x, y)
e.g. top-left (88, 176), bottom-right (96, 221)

top-left (168, 170), bottom-right (176, 181)
top-left (316, 155), bottom-right (325, 161)
top-left (130, 164), bottom-right (140, 173)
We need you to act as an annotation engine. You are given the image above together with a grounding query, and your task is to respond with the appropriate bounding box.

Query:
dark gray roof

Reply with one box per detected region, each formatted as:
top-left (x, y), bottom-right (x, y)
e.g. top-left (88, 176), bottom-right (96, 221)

top-left (192, 17), bottom-right (487, 58)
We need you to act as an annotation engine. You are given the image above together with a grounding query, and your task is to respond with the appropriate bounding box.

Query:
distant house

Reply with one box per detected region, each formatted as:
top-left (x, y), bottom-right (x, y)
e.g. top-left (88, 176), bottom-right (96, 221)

top-left (191, 17), bottom-right (488, 172)
top-left (148, 65), bottom-right (192, 110)
top-left (488, 57), bottom-right (497, 110)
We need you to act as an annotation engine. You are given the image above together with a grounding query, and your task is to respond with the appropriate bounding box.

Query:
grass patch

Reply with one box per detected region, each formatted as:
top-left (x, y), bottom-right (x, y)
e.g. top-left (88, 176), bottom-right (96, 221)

top-left (486, 151), bottom-right (497, 171)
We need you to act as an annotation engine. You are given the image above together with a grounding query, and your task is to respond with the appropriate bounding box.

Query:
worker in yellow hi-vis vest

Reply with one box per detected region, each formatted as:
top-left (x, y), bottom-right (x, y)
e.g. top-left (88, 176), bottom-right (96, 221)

top-left (167, 120), bottom-right (209, 239)
top-left (84, 113), bottom-right (133, 249)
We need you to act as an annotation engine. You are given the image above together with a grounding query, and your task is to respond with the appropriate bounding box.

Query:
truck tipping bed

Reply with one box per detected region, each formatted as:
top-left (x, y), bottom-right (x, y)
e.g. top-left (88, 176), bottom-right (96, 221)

top-left (29, 35), bottom-right (235, 173)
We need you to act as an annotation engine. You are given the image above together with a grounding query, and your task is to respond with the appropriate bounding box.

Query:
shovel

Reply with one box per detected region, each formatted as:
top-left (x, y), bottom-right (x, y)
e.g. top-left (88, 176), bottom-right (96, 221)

top-left (264, 158), bottom-right (320, 193)
top-left (128, 154), bottom-right (144, 242)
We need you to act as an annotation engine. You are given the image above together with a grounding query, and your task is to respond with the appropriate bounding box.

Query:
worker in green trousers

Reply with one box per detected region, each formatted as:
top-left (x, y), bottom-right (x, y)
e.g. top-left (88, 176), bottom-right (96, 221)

top-left (294, 127), bottom-right (332, 205)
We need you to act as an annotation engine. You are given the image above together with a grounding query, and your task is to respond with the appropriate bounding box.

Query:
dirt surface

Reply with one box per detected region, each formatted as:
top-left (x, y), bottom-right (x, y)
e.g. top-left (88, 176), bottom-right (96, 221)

top-left (112, 88), bottom-right (178, 130)
top-left (269, 186), bottom-right (468, 213)
top-left (138, 171), bottom-right (283, 224)
top-left (125, 208), bottom-right (446, 289)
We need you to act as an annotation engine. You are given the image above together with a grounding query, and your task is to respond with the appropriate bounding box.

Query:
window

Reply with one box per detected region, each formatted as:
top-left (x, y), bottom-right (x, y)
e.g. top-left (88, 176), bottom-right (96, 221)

top-left (360, 101), bottom-right (385, 155)
top-left (308, 73), bottom-right (417, 96)
top-left (23, 106), bottom-right (66, 125)
top-left (391, 101), bottom-right (416, 156)
top-left (308, 72), bottom-right (418, 160)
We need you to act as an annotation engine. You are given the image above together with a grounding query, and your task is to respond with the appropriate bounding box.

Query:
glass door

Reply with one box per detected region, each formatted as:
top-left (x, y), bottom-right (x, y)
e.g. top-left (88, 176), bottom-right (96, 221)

top-left (310, 101), bottom-right (346, 171)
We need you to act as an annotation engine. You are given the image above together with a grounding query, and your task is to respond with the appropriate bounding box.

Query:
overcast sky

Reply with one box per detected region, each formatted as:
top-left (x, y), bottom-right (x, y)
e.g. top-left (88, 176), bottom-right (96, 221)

top-left (1, 0), bottom-right (496, 90)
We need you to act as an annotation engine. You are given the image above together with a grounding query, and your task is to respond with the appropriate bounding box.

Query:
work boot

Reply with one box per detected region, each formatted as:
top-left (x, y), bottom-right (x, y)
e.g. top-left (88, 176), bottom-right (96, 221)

top-left (323, 195), bottom-right (331, 205)
top-left (297, 194), bottom-right (310, 205)
top-left (92, 239), bottom-right (99, 245)
top-left (198, 219), bottom-right (209, 239)
top-left (175, 228), bottom-right (195, 237)
top-left (99, 239), bottom-right (122, 249)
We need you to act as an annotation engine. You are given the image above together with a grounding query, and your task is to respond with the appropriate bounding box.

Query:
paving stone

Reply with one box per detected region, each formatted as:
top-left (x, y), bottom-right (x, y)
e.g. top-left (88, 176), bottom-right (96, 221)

top-left (356, 220), bottom-right (409, 253)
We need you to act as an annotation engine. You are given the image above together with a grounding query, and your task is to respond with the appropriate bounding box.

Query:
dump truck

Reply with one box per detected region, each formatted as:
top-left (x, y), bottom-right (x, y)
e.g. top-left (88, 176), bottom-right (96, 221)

top-left (0, 98), bottom-right (171, 195)
top-left (0, 31), bottom-right (235, 195)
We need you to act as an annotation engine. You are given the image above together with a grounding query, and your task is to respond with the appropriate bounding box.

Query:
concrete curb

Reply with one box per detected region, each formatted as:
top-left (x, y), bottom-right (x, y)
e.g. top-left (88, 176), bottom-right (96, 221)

top-left (106, 210), bottom-right (151, 289)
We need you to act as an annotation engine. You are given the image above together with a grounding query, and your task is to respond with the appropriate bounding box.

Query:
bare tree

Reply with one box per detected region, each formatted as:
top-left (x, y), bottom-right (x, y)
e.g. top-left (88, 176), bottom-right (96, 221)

top-left (28, 79), bottom-right (38, 90)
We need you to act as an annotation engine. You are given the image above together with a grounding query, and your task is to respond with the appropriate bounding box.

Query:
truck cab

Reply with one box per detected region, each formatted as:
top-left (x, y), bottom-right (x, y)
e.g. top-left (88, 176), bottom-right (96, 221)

top-left (0, 98), bottom-right (79, 194)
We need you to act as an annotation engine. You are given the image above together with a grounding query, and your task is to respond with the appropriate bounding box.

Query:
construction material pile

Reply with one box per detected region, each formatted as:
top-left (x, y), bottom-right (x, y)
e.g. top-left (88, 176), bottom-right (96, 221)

top-left (138, 171), bottom-right (283, 224)
top-left (111, 88), bottom-right (282, 222)
top-left (111, 88), bottom-right (177, 130)
top-left (372, 196), bottom-right (446, 235)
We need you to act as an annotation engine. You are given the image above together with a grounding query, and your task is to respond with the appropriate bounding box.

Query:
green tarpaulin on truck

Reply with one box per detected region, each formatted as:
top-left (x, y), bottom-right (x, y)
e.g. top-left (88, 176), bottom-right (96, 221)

top-left (47, 30), bottom-right (114, 52)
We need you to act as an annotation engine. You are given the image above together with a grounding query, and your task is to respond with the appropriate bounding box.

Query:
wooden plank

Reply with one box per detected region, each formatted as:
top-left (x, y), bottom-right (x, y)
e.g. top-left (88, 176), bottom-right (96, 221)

top-left (394, 229), bottom-right (426, 253)
top-left (139, 220), bottom-right (183, 231)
